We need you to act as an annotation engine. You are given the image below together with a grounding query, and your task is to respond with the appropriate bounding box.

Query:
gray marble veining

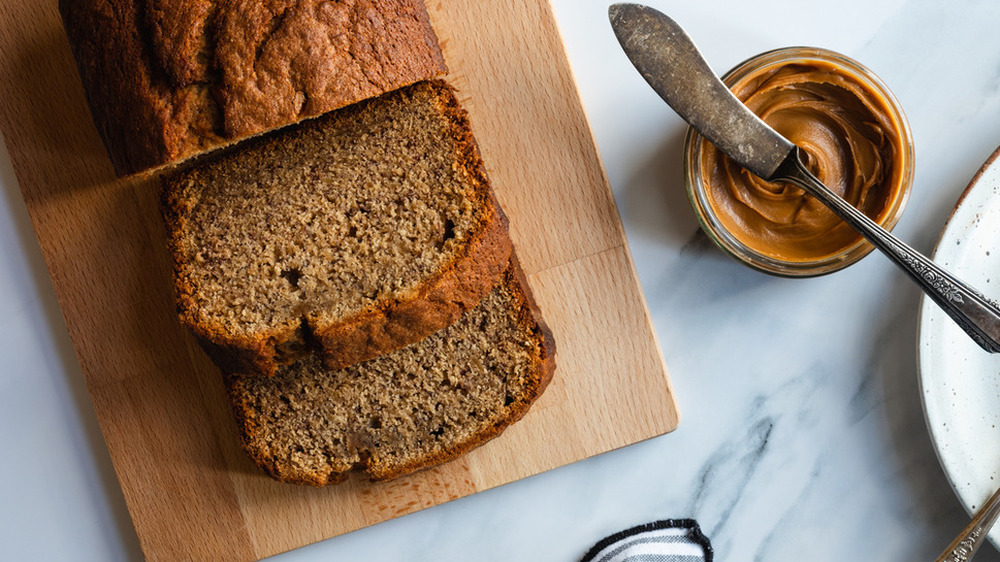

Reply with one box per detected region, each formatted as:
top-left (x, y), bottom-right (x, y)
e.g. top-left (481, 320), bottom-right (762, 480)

top-left (4, 0), bottom-right (1000, 560)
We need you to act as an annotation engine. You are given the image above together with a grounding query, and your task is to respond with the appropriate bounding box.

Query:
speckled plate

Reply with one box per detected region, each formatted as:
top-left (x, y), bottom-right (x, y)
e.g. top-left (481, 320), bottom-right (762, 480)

top-left (919, 145), bottom-right (1000, 546)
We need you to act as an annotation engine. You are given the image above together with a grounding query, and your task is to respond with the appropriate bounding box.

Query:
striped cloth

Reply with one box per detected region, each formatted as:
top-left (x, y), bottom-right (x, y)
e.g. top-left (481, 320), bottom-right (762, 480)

top-left (581, 519), bottom-right (713, 562)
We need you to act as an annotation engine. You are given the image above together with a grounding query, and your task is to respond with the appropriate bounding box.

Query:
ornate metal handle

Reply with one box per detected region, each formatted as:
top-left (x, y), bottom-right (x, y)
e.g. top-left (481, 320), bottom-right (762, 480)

top-left (935, 485), bottom-right (1000, 562)
top-left (774, 150), bottom-right (1000, 353)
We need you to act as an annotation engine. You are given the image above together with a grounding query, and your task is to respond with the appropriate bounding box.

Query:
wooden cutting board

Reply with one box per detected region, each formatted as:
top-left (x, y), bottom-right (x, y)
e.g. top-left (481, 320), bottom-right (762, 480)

top-left (0, 1), bottom-right (679, 560)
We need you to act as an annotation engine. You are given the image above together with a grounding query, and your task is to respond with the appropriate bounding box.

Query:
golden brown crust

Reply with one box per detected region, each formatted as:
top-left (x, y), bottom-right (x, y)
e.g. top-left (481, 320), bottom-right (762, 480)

top-left (58, 0), bottom-right (447, 177)
top-left (223, 258), bottom-right (556, 485)
top-left (162, 81), bottom-right (513, 377)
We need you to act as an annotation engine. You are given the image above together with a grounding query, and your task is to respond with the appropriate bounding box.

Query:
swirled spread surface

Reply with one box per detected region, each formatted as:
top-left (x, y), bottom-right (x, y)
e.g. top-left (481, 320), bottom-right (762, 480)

top-left (700, 60), bottom-right (907, 262)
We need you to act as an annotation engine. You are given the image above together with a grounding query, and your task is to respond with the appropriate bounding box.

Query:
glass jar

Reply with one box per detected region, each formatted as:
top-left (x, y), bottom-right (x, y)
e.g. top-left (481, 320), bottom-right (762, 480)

top-left (684, 46), bottom-right (914, 277)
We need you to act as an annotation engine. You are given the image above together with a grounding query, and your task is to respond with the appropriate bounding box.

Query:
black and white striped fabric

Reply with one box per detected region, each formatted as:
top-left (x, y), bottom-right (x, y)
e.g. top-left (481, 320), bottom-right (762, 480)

top-left (580, 519), bottom-right (713, 562)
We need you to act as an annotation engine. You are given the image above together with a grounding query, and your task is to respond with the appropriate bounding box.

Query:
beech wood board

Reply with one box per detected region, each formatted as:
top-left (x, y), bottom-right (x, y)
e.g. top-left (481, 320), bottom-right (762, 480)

top-left (0, 1), bottom-right (680, 560)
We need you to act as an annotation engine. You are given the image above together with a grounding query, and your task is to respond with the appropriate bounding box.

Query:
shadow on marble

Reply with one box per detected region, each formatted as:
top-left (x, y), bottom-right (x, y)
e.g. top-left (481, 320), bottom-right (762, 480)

top-left (617, 126), bottom-right (699, 246)
top-left (0, 138), bottom-right (144, 561)
top-left (871, 275), bottom-right (1000, 560)
top-left (614, 126), bottom-right (783, 308)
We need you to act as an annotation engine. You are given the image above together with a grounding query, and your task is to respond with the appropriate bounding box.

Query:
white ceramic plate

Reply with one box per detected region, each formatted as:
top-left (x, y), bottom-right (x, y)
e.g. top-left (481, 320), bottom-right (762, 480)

top-left (919, 146), bottom-right (1000, 545)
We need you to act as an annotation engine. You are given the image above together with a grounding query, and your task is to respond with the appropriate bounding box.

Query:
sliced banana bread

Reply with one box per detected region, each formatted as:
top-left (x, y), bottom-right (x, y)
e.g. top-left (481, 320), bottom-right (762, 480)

top-left (225, 262), bottom-right (555, 484)
top-left (59, 0), bottom-right (447, 176)
top-left (163, 80), bottom-right (512, 376)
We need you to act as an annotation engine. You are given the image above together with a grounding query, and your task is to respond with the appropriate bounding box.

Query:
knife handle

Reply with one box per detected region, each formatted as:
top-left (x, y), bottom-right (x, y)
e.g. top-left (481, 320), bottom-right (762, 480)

top-left (774, 150), bottom-right (1000, 353)
top-left (934, 483), bottom-right (1000, 561)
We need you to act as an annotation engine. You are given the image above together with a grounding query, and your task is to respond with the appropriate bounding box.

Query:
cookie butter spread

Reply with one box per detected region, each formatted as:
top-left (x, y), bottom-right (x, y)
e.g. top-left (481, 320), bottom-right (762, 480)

top-left (699, 58), bottom-right (908, 262)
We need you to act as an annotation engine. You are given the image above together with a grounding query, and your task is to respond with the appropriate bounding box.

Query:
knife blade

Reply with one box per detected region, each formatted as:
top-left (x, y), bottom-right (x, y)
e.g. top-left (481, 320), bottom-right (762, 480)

top-left (608, 3), bottom-right (795, 180)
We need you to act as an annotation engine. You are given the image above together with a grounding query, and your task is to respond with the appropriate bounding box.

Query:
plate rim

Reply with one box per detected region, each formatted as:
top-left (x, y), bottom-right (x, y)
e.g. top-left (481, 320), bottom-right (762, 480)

top-left (917, 143), bottom-right (1000, 525)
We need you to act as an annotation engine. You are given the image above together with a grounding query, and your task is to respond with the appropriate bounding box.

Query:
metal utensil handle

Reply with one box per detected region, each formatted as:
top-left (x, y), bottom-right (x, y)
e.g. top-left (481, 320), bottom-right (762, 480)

top-left (935, 485), bottom-right (1000, 562)
top-left (774, 151), bottom-right (1000, 353)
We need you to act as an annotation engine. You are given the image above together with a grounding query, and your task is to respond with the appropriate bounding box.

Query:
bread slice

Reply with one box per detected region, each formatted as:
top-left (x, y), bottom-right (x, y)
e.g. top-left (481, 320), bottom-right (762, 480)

top-left (163, 80), bottom-right (511, 376)
top-left (225, 262), bottom-right (555, 485)
top-left (59, 0), bottom-right (446, 176)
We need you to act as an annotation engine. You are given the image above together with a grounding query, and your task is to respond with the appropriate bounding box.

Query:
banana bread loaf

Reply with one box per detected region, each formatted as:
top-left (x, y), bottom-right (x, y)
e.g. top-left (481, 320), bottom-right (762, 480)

top-left (163, 80), bottom-right (511, 376)
top-left (225, 262), bottom-right (555, 484)
top-left (59, 0), bottom-right (446, 176)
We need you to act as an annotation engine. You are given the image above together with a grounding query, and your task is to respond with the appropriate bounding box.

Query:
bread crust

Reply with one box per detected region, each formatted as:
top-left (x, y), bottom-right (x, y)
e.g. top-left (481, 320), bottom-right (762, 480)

top-left (58, 0), bottom-right (447, 177)
top-left (162, 80), bottom-right (513, 377)
top-left (223, 258), bottom-right (556, 485)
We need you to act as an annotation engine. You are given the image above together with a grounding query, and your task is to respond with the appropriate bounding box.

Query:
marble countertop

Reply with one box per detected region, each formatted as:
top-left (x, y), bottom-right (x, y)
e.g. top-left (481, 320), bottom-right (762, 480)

top-left (4, 1), bottom-right (1000, 560)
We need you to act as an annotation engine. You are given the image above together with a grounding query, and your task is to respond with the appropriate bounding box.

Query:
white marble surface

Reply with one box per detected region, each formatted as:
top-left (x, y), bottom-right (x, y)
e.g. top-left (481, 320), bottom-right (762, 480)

top-left (3, 0), bottom-right (1000, 560)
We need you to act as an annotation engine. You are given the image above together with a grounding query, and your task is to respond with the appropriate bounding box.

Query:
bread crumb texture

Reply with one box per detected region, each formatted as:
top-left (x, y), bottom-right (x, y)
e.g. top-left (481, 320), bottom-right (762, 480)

top-left (226, 271), bottom-right (554, 484)
top-left (163, 81), bottom-right (511, 375)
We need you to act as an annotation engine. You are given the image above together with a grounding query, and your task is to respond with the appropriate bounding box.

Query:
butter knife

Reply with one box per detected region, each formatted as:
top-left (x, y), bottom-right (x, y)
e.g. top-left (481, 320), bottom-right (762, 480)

top-left (609, 3), bottom-right (1000, 353)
